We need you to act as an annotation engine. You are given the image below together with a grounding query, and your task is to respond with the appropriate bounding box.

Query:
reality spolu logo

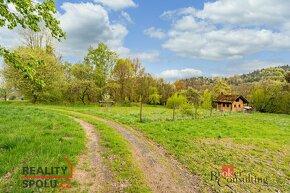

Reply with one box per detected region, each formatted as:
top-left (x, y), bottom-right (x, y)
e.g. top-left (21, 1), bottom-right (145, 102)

top-left (21, 157), bottom-right (73, 189)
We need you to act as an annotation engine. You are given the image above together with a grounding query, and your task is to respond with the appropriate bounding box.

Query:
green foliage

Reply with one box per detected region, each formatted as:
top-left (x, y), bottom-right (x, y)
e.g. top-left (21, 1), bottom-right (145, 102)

top-left (285, 72), bottom-right (290, 83)
top-left (111, 59), bottom-right (134, 102)
top-left (180, 104), bottom-right (195, 117)
top-left (84, 43), bottom-right (118, 88)
top-left (0, 0), bottom-right (65, 83)
top-left (166, 93), bottom-right (187, 109)
top-left (240, 66), bottom-right (289, 83)
top-left (66, 63), bottom-right (98, 104)
top-left (201, 89), bottom-right (213, 109)
top-left (148, 93), bottom-right (161, 105)
top-left (251, 80), bottom-right (290, 114)
top-left (148, 87), bottom-right (161, 105)
top-left (185, 88), bottom-right (201, 107)
top-left (0, 0), bottom-right (65, 40)
top-left (3, 47), bottom-right (65, 103)
top-left (0, 77), bottom-right (12, 101)
top-left (213, 78), bottom-right (231, 97)
top-left (123, 96), bottom-right (131, 106)
top-left (156, 78), bottom-right (175, 105)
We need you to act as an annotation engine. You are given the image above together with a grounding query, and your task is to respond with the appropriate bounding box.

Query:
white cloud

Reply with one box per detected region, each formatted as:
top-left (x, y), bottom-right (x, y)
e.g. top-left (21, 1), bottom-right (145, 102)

top-left (58, 2), bottom-right (128, 59)
top-left (160, 68), bottom-right (202, 81)
top-left (164, 25), bottom-right (290, 60)
top-left (161, 7), bottom-right (196, 20)
top-left (0, 27), bottom-right (21, 49)
top-left (224, 60), bottom-right (287, 75)
top-left (131, 51), bottom-right (160, 61)
top-left (161, 0), bottom-right (290, 60)
top-left (120, 11), bottom-right (133, 24)
top-left (0, 4), bottom-right (23, 50)
top-left (94, 0), bottom-right (137, 11)
top-left (144, 27), bottom-right (166, 39)
top-left (198, 0), bottom-right (290, 29)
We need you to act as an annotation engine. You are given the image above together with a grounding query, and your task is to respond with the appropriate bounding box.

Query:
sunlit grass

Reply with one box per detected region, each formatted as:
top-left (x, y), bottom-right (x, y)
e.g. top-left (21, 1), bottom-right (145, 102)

top-left (0, 106), bottom-right (85, 192)
top-left (44, 104), bottom-right (290, 192)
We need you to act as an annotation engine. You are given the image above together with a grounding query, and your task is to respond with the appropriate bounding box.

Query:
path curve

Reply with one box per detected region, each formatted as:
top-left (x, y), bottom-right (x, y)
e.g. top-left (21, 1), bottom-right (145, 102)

top-left (71, 112), bottom-right (200, 193)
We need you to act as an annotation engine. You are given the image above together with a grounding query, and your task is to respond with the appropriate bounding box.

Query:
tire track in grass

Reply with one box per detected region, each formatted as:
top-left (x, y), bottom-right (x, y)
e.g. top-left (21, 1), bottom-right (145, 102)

top-left (72, 118), bottom-right (116, 192)
top-left (45, 109), bottom-right (152, 192)
top-left (68, 110), bottom-right (200, 193)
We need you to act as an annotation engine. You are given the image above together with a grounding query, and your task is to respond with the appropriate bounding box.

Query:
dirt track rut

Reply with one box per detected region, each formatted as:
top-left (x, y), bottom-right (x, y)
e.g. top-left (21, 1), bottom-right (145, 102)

top-left (72, 112), bottom-right (200, 193)
top-left (72, 118), bottom-right (115, 193)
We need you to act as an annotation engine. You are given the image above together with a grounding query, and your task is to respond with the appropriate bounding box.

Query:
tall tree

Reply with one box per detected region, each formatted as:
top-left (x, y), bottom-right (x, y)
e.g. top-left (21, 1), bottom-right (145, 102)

top-left (186, 88), bottom-right (201, 118)
top-left (201, 89), bottom-right (213, 109)
top-left (148, 86), bottom-right (161, 105)
top-left (167, 93), bottom-right (187, 120)
top-left (84, 43), bottom-right (118, 99)
top-left (213, 78), bottom-right (232, 97)
top-left (3, 47), bottom-right (65, 103)
top-left (251, 80), bottom-right (284, 113)
top-left (174, 80), bottom-right (186, 91)
top-left (66, 63), bottom-right (98, 104)
top-left (156, 78), bottom-right (175, 105)
top-left (0, 76), bottom-right (12, 101)
top-left (111, 59), bottom-right (133, 102)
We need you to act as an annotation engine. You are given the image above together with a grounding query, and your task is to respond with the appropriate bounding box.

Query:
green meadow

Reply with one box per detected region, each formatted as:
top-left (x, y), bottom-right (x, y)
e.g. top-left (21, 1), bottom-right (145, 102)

top-left (0, 105), bottom-right (85, 192)
top-left (45, 104), bottom-right (290, 192)
top-left (1, 102), bottom-right (289, 192)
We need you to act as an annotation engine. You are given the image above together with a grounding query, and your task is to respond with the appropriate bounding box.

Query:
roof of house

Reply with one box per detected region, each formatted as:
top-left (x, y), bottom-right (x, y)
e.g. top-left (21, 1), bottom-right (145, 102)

top-left (213, 95), bottom-right (249, 103)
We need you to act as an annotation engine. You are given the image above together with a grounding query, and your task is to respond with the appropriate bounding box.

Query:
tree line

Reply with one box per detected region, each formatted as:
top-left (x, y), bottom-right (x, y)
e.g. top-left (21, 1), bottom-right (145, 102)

top-left (175, 67), bottom-right (290, 114)
top-left (0, 30), bottom-right (289, 115)
top-left (0, 30), bottom-right (177, 106)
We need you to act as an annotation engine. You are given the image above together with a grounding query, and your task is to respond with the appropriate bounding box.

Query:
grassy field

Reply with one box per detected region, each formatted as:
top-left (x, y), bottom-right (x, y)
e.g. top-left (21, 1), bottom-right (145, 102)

top-left (51, 109), bottom-right (151, 192)
top-left (46, 104), bottom-right (290, 192)
top-left (0, 105), bottom-right (85, 192)
top-left (53, 104), bottom-right (232, 123)
top-left (1, 102), bottom-right (289, 192)
top-left (0, 103), bottom-right (151, 192)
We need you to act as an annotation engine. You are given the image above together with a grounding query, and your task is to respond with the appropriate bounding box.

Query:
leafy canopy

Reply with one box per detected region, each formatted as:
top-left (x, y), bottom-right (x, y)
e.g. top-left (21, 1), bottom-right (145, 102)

top-left (0, 0), bottom-right (65, 85)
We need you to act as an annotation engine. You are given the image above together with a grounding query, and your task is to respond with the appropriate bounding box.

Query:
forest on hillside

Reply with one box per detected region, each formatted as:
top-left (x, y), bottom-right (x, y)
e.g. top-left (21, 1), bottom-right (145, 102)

top-left (0, 30), bottom-right (289, 114)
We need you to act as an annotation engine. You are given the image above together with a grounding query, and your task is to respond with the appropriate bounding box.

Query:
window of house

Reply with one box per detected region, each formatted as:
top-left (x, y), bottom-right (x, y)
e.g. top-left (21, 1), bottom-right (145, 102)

top-left (223, 104), bottom-right (225, 107)
top-left (234, 105), bottom-right (236, 107)
top-left (227, 104), bottom-right (229, 107)
top-left (239, 104), bottom-right (241, 107)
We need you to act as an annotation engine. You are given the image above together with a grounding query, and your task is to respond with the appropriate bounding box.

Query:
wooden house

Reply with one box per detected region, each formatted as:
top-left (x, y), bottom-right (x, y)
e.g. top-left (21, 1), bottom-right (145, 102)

top-left (213, 94), bottom-right (249, 112)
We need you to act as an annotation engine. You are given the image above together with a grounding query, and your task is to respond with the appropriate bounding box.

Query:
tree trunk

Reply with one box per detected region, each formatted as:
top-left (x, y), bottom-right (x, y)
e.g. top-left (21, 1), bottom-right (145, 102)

top-left (81, 95), bottom-right (85, 105)
top-left (4, 91), bottom-right (7, 101)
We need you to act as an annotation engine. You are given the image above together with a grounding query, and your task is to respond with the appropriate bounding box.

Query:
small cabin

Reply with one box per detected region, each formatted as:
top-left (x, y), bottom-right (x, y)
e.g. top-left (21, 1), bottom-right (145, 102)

top-left (213, 95), bottom-right (249, 112)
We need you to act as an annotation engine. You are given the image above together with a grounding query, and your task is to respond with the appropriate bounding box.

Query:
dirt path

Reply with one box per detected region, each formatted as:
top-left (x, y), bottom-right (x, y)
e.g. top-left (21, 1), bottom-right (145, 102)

top-left (72, 118), bottom-right (116, 193)
top-left (71, 112), bottom-right (200, 193)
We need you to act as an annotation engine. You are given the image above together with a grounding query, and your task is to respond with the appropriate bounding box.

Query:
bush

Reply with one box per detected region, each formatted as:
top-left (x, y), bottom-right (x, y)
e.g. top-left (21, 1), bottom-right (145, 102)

top-left (180, 104), bottom-right (194, 117)
top-left (166, 93), bottom-right (187, 109)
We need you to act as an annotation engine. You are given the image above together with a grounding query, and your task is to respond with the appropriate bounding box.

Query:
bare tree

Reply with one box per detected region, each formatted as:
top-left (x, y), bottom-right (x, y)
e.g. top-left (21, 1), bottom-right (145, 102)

top-left (19, 28), bottom-right (53, 49)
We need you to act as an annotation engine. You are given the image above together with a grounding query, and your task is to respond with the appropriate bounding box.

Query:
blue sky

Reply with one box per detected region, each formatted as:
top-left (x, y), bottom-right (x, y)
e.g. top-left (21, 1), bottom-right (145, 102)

top-left (1, 0), bottom-right (290, 80)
